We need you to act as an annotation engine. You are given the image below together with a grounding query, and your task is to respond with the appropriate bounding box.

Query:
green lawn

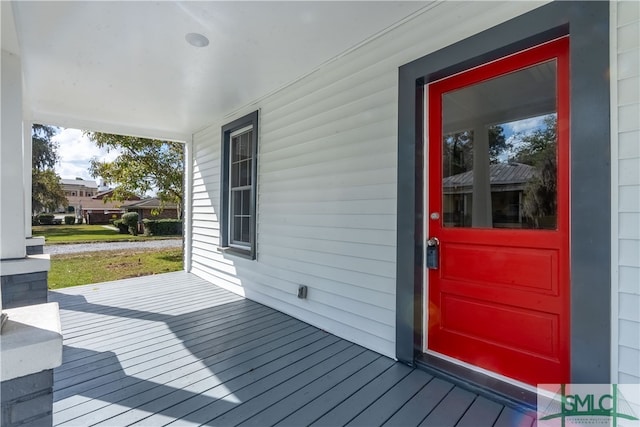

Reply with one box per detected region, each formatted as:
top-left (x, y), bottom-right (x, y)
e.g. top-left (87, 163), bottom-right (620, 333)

top-left (33, 224), bottom-right (180, 244)
top-left (48, 248), bottom-right (183, 289)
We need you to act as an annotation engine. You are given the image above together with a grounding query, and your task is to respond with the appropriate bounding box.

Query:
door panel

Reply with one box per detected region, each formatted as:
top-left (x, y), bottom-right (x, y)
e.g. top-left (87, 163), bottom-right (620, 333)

top-left (426, 38), bottom-right (569, 386)
top-left (440, 243), bottom-right (559, 294)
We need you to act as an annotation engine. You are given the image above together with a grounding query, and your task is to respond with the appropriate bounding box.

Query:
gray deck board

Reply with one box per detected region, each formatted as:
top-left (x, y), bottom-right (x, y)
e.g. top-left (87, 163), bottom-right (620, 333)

top-left (198, 344), bottom-right (365, 427)
top-left (456, 396), bottom-right (504, 427)
top-left (133, 335), bottom-right (342, 427)
top-left (308, 363), bottom-right (413, 426)
top-left (53, 322), bottom-right (314, 418)
top-left (54, 311), bottom-right (293, 397)
top-left (419, 386), bottom-right (476, 427)
top-left (493, 406), bottom-right (536, 427)
top-left (345, 369), bottom-right (433, 427)
top-left (273, 356), bottom-right (396, 427)
top-left (382, 377), bottom-right (454, 427)
top-left (60, 331), bottom-right (334, 426)
top-left (238, 350), bottom-right (380, 427)
top-left (51, 271), bottom-right (534, 427)
top-left (55, 306), bottom-right (276, 381)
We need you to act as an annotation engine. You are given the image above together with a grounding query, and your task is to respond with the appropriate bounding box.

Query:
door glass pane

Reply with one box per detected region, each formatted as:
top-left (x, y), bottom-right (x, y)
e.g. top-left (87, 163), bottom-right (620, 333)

top-left (442, 60), bottom-right (557, 230)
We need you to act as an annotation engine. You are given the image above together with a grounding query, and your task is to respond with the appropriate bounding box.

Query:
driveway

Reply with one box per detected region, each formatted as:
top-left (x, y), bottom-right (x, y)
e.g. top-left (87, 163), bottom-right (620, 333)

top-left (45, 239), bottom-right (183, 255)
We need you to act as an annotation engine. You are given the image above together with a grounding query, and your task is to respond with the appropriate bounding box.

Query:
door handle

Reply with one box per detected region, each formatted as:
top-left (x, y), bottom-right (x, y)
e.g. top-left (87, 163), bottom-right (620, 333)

top-left (426, 237), bottom-right (439, 269)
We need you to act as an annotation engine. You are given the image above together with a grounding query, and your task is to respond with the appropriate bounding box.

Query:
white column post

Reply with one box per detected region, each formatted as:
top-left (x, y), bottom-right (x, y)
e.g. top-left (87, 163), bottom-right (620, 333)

top-left (1, 50), bottom-right (27, 260)
top-left (24, 120), bottom-right (32, 238)
top-left (183, 136), bottom-right (193, 272)
top-left (471, 124), bottom-right (492, 227)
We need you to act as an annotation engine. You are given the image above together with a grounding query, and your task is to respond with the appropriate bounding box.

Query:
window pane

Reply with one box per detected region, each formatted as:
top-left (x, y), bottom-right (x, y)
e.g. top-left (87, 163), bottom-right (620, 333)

top-left (231, 161), bottom-right (239, 187)
top-left (241, 217), bottom-right (250, 243)
top-left (242, 189), bottom-right (251, 215)
top-left (442, 60), bottom-right (557, 229)
top-left (239, 161), bottom-right (249, 187)
top-left (232, 215), bottom-right (242, 242)
top-left (239, 137), bottom-right (248, 161)
top-left (232, 138), bottom-right (241, 162)
top-left (246, 133), bottom-right (253, 161)
top-left (232, 191), bottom-right (241, 217)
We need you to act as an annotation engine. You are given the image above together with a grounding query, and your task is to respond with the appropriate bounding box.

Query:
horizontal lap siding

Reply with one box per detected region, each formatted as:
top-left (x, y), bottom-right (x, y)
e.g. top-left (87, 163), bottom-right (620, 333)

top-left (189, 1), bottom-right (547, 358)
top-left (615, 1), bottom-right (640, 383)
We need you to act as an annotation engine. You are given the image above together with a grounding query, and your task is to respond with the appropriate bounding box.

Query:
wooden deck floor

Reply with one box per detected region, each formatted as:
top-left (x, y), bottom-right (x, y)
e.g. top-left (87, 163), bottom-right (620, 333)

top-left (49, 271), bottom-right (535, 427)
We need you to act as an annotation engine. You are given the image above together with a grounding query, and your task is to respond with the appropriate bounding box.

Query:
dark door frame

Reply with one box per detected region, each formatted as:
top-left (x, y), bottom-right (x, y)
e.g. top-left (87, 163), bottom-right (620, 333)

top-left (396, 1), bottom-right (611, 384)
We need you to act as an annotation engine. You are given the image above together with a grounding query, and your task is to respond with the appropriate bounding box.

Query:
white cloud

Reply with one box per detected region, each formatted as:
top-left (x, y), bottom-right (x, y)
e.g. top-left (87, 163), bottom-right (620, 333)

top-left (53, 128), bottom-right (120, 181)
top-left (504, 116), bottom-right (547, 134)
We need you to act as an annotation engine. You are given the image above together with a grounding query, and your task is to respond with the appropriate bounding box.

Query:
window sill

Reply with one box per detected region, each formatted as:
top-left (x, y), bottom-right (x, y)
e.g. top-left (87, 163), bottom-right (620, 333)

top-left (217, 246), bottom-right (255, 260)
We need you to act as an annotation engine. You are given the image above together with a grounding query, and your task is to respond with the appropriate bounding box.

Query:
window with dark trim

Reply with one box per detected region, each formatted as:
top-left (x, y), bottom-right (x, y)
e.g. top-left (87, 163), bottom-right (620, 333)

top-left (220, 111), bottom-right (258, 259)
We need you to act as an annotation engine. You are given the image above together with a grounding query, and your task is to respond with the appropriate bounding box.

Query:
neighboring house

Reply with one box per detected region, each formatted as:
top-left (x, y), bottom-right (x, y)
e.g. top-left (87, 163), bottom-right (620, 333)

top-left (78, 188), bottom-right (140, 224)
top-left (122, 198), bottom-right (179, 221)
top-left (442, 163), bottom-right (536, 228)
top-left (2, 0), bottom-right (638, 409)
top-left (79, 199), bottom-right (124, 225)
top-left (59, 178), bottom-right (98, 214)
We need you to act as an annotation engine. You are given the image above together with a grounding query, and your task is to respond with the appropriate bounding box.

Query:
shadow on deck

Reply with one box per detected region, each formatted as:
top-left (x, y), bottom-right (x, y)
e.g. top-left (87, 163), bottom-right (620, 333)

top-left (49, 271), bottom-right (535, 427)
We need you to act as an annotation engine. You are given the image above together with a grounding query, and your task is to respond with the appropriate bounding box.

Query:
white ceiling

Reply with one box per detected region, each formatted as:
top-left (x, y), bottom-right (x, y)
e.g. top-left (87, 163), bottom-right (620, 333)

top-left (5, 1), bottom-right (429, 141)
top-left (443, 60), bottom-right (557, 132)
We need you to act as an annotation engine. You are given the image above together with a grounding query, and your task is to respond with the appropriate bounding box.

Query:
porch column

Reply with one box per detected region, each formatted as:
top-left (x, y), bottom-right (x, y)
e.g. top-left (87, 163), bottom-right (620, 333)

top-left (471, 124), bottom-right (492, 227)
top-left (1, 49), bottom-right (26, 260)
top-left (24, 120), bottom-right (32, 239)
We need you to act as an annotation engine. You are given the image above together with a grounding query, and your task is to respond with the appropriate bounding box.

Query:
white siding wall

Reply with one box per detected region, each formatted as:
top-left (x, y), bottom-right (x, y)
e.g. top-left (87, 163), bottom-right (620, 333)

top-left (189, 1), bottom-right (548, 358)
top-left (614, 0), bottom-right (640, 384)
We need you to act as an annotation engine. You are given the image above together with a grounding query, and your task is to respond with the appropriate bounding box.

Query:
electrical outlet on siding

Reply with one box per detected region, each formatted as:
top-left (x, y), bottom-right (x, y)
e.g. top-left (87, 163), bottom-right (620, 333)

top-left (297, 285), bottom-right (308, 299)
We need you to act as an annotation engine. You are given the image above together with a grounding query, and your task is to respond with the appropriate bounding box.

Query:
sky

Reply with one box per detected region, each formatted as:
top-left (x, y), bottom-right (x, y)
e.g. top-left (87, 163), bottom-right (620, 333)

top-left (500, 114), bottom-right (554, 162)
top-left (52, 128), bottom-right (120, 184)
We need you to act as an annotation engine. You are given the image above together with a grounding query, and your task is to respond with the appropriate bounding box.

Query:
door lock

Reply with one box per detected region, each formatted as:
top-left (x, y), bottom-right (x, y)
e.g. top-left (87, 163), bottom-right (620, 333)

top-left (426, 237), bottom-right (439, 269)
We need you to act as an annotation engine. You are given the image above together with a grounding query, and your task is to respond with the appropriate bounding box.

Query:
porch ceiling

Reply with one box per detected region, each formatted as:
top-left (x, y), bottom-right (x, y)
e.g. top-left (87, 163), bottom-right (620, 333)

top-left (5, 1), bottom-right (428, 141)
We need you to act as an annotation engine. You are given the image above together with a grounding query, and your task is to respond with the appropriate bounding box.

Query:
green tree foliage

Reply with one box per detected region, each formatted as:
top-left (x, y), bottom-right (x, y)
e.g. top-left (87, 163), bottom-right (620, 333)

top-left (32, 169), bottom-right (67, 213)
top-left (31, 124), bottom-right (67, 214)
top-left (513, 115), bottom-right (557, 228)
top-left (443, 125), bottom-right (507, 177)
top-left (443, 130), bottom-right (473, 177)
top-left (488, 125), bottom-right (508, 164)
top-left (512, 115), bottom-right (557, 166)
top-left (86, 133), bottom-right (183, 216)
top-left (120, 212), bottom-right (140, 236)
top-left (33, 124), bottom-right (59, 169)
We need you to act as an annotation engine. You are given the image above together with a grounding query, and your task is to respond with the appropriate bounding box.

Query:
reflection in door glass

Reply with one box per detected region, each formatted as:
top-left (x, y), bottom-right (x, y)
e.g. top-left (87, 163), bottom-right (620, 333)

top-left (442, 60), bottom-right (557, 230)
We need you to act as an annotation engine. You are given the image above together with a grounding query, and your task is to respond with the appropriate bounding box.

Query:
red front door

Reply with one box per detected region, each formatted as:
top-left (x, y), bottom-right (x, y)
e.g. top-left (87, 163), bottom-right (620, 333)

top-left (426, 38), bottom-right (570, 386)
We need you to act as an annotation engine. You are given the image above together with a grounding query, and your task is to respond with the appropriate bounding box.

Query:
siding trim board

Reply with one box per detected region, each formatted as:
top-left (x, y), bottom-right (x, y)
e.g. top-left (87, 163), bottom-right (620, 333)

top-left (397, 0), bottom-right (611, 385)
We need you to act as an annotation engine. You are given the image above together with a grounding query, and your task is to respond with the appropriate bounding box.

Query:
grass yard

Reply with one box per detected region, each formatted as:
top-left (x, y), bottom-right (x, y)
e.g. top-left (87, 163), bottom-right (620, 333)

top-left (48, 248), bottom-right (183, 289)
top-left (33, 224), bottom-right (179, 244)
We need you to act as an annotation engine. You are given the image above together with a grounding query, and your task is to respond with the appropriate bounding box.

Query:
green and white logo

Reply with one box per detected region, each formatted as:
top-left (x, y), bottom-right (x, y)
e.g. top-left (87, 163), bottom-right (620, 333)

top-left (538, 384), bottom-right (640, 426)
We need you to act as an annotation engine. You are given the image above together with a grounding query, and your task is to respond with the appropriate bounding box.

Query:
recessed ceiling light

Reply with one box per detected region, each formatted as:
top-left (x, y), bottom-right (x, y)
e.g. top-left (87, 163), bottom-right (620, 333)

top-left (185, 33), bottom-right (209, 48)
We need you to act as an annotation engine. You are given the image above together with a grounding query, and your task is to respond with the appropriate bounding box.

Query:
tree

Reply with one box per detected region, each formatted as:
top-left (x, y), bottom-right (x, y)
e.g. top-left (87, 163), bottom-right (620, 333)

top-left (512, 114), bottom-right (558, 228)
top-left (31, 124), bottom-right (67, 214)
top-left (32, 169), bottom-right (67, 213)
top-left (442, 125), bottom-right (508, 177)
top-left (443, 130), bottom-right (473, 177)
top-left (488, 125), bottom-right (508, 164)
top-left (512, 115), bottom-right (557, 166)
top-left (33, 124), bottom-right (59, 170)
top-left (86, 133), bottom-right (184, 216)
